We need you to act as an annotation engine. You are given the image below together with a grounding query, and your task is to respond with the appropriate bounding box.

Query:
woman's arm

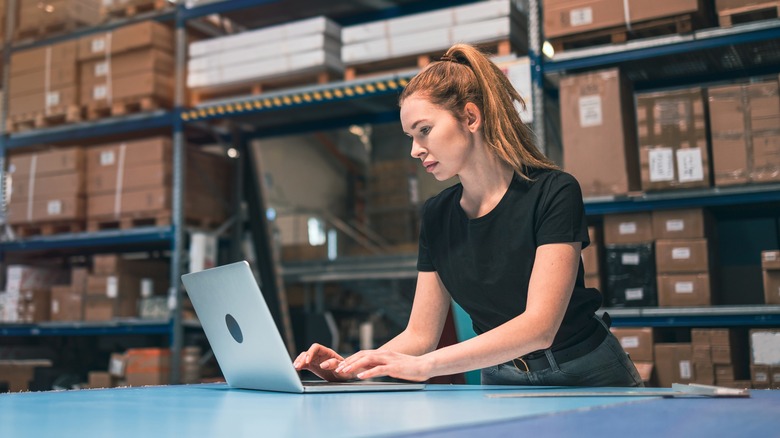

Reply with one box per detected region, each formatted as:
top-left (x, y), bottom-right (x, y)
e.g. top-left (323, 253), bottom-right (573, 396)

top-left (334, 242), bottom-right (581, 381)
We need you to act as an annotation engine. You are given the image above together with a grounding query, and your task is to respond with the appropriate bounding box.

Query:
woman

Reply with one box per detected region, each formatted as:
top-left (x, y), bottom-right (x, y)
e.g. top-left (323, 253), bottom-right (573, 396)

top-left (293, 43), bottom-right (643, 387)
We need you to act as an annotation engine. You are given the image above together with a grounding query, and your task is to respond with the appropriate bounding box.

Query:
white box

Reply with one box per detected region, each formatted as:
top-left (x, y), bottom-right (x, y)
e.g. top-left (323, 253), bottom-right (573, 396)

top-left (188, 34), bottom-right (340, 73)
top-left (342, 39), bottom-right (392, 65)
top-left (452, 16), bottom-right (513, 43)
top-left (751, 330), bottom-right (780, 366)
top-left (189, 16), bottom-right (340, 58)
top-left (5, 265), bottom-right (68, 295)
top-left (342, 21), bottom-right (388, 44)
top-left (389, 28), bottom-right (452, 58)
top-left (454, 0), bottom-right (513, 24)
top-left (388, 9), bottom-right (454, 35)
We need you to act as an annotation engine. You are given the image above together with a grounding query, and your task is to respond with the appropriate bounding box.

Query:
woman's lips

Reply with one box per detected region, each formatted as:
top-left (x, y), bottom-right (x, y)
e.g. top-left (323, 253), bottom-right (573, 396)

top-left (424, 162), bottom-right (438, 173)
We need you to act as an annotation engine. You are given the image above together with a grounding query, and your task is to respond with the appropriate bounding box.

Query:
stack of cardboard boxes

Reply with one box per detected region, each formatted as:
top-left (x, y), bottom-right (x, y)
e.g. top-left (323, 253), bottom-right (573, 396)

top-left (654, 209), bottom-right (715, 307)
top-left (611, 327), bottom-right (654, 384)
top-left (560, 68), bottom-right (640, 198)
top-left (0, 265), bottom-right (69, 323)
top-left (761, 250), bottom-right (780, 305)
top-left (749, 329), bottom-right (780, 389)
top-left (603, 212), bottom-right (656, 307)
top-left (188, 16), bottom-right (342, 90)
top-left (341, 1), bottom-right (522, 69)
top-left (708, 79), bottom-right (780, 186)
top-left (692, 328), bottom-right (751, 388)
top-left (15, 0), bottom-right (102, 40)
top-left (77, 21), bottom-right (174, 116)
top-left (636, 88), bottom-right (711, 192)
top-left (50, 267), bottom-right (88, 321)
top-left (7, 147), bottom-right (86, 230)
top-left (654, 342), bottom-right (694, 387)
top-left (367, 160), bottom-right (420, 246)
top-left (7, 40), bottom-right (81, 129)
top-left (543, 0), bottom-right (708, 41)
top-left (85, 136), bottom-right (231, 229)
top-left (84, 254), bottom-right (169, 321)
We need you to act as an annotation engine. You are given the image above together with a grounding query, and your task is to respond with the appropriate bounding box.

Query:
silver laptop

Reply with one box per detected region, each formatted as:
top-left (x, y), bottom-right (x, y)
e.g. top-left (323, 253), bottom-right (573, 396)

top-left (181, 261), bottom-right (426, 393)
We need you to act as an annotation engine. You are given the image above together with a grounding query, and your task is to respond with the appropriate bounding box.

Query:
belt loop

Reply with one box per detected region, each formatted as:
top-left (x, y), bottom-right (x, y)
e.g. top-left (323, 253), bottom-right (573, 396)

top-left (544, 349), bottom-right (560, 372)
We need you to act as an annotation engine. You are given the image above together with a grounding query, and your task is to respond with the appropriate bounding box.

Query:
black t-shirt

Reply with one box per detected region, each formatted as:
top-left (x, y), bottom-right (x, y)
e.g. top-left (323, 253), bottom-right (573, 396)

top-left (417, 168), bottom-right (602, 347)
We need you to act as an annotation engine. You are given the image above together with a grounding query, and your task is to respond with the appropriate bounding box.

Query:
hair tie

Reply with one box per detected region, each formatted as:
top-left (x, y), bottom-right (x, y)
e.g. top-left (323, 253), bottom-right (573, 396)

top-left (440, 55), bottom-right (460, 64)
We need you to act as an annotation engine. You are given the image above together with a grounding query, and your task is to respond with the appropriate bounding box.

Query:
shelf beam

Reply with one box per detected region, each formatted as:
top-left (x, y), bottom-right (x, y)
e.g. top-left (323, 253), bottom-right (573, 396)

top-left (603, 306), bottom-right (780, 327)
top-left (0, 320), bottom-right (173, 337)
top-left (0, 226), bottom-right (173, 252)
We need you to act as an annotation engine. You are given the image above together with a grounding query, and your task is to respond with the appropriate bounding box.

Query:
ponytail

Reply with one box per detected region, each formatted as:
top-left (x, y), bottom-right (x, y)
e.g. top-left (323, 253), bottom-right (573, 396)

top-left (399, 44), bottom-right (557, 179)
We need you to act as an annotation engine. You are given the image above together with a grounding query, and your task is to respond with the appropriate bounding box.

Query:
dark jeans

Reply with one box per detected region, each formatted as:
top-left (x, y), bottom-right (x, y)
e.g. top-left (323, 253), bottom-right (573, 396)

top-left (481, 316), bottom-right (644, 387)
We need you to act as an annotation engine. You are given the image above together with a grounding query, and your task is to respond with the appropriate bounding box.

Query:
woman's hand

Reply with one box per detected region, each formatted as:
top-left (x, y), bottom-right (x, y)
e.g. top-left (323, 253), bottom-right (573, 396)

top-left (293, 343), bottom-right (352, 382)
top-left (334, 350), bottom-right (433, 382)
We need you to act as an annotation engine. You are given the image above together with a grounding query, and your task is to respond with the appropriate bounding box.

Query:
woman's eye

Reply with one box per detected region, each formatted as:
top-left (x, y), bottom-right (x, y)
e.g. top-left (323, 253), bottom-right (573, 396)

top-left (420, 127), bottom-right (431, 135)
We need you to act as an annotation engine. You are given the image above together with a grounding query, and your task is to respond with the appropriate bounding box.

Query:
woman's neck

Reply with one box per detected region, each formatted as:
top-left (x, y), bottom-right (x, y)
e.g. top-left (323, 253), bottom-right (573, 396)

top-left (458, 153), bottom-right (515, 219)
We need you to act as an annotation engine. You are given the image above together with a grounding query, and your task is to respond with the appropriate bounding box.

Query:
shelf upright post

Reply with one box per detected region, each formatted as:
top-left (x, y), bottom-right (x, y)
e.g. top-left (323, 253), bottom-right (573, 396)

top-left (169, 7), bottom-right (188, 385)
top-left (0, 0), bottom-right (18, 244)
top-left (527, 0), bottom-right (546, 154)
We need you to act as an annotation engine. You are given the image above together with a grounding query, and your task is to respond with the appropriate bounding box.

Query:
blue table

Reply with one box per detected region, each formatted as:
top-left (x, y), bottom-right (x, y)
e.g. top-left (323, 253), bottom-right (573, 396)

top-left (1, 384), bottom-right (778, 437)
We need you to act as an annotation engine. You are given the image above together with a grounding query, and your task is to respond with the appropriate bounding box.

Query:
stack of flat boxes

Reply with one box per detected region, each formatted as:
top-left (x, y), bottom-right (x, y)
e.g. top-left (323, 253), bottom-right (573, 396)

top-left (581, 226), bottom-right (601, 290)
top-left (86, 136), bottom-right (231, 226)
top-left (77, 21), bottom-right (174, 111)
top-left (603, 212), bottom-right (656, 307)
top-left (16, 0), bottom-right (102, 39)
top-left (560, 68), bottom-right (640, 198)
top-left (749, 329), bottom-right (780, 389)
top-left (188, 17), bottom-right (341, 89)
top-left (636, 88), bottom-right (711, 192)
top-left (0, 265), bottom-right (68, 323)
top-left (50, 267), bottom-right (88, 321)
top-left (709, 78), bottom-right (780, 186)
top-left (6, 147), bottom-right (86, 227)
top-left (84, 255), bottom-right (169, 321)
top-left (760, 250), bottom-right (780, 305)
top-left (611, 327), bottom-right (654, 385)
top-left (367, 160), bottom-right (420, 246)
top-left (7, 40), bottom-right (79, 126)
top-left (692, 328), bottom-right (751, 388)
top-left (654, 209), bottom-right (715, 307)
top-left (342, 0), bottom-right (523, 67)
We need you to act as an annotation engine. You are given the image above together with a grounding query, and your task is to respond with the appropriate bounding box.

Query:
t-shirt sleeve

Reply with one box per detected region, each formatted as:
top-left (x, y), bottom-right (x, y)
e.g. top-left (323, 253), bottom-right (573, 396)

top-left (417, 199), bottom-right (436, 272)
top-left (535, 172), bottom-right (590, 249)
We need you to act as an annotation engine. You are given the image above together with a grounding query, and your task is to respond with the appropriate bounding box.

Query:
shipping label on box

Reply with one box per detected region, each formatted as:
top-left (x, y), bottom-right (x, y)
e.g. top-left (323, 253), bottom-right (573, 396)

top-left (655, 239), bottom-right (710, 273)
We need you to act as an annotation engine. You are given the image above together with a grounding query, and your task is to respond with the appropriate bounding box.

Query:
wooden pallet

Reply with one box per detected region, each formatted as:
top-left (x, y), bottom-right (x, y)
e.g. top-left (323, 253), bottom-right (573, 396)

top-left (84, 96), bottom-right (170, 121)
top-left (6, 105), bottom-right (83, 133)
top-left (11, 221), bottom-right (85, 238)
top-left (549, 14), bottom-right (699, 53)
top-left (87, 211), bottom-right (220, 232)
top-left (102, 0), bottom-right (169, 19)
top-left (189, 69), bottom-right (337, 106)
top-left (14, 19), bottom-right (94, 42)
top-left (718, 1), bottom-right (779, 27)
top-left (344, 39), bottom-right (513, 81)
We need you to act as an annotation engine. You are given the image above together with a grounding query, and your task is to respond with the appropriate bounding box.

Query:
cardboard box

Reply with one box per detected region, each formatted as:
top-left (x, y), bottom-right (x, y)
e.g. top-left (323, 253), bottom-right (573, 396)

top-left (651, 208), bottom-right (711, 240)
top-left (709, 80), bottom-right (780, 186)
top-left (637, 88), bottom-right (710, 191)
top-left (603, 212), bottom-right (653, 244)
top-left (693, 344), bottom-right (711, 362)
top-left (92, 255), bottom-right (169, 278)
top-left (8, 147), bottom-right (85, 177)
top-left (80, 71), bottom-right (174, 106)
top-left (560, 68), bottom-right (639, 197)
top-left (125, 348), bottom-right (170, 387)
top-left (0, 360), bottom-right (53, 392)
top-left (9, 64), bottom-right (78, 97)
top-left (6, 86), bottom-right (79, 116)
top-left (11, 172), bottom-right (85, 202)
top-left (634, 361), bottom-right (653, 384)
top-left (694, 361), bottom-right (715, 385)
top-left (762, 250), bottom-right (780, 270)
top-left (5, 265), bottom-right (69, 294)
top-left (544, 0), bottom-right (703, 38)
top-left (50, 285), bottom-right (83, 322)
top-left (10, 40), bottom-right (79, 75)
top-left (654, 343), bottom-right (694, 387)
top-left (84, 295), bottom-right (139, 321)
top-left (772, 366), bottom-right (780, 387)
top-left (611, 327), bottom-right (654, 361)
top-left (763, 270), bottom-right (780, 304)
top-left (7, 195), bottom-right (86, 224)
top-left (605, 243), bottom-right (657, 307)
top-left (80, 48), bottom-right (174, 84)
top-left (715, 364), bottom-right (735, 383)
top-left (87, 371), bottom-right (115, 389)
top-left (750, 329), bottom-right (780, 366)
top-left (655, 238), bottom-right (710, 273)
top-left (77, 21), bottom-right (174, 61)
top-left (17, 288), bottom-right (52, 323)
top-left (86, 137), bottom-right (171, 174)
top-left (657, 273), bottom-right (711, 307)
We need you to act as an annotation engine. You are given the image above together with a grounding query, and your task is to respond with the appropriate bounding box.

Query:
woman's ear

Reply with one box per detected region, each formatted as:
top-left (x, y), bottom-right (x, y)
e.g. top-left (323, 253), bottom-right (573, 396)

top-left (464, 102), bottom-right (482, 133)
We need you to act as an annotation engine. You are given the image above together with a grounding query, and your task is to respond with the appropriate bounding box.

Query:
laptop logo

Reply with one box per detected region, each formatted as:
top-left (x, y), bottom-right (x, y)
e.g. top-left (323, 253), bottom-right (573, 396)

top-left (225, 314), bottom-right (243, 343)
